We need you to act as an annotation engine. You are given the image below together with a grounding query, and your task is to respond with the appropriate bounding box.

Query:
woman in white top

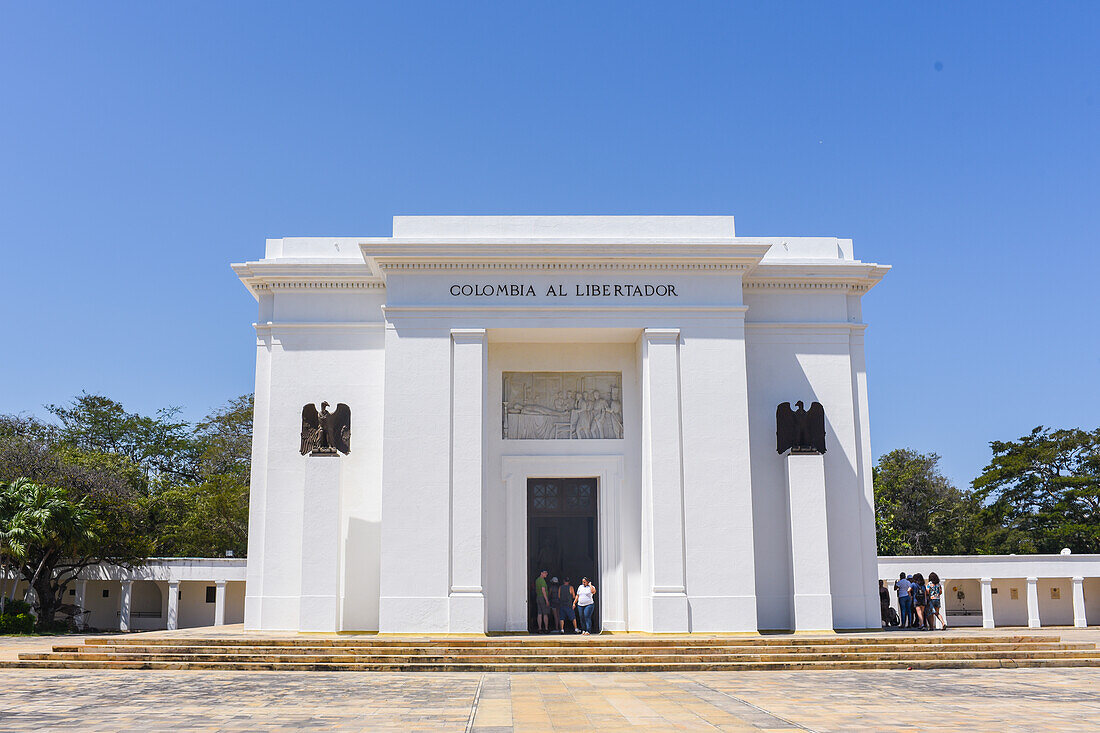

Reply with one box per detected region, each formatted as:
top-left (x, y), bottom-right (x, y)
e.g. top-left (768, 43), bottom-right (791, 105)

top-left (574, 576), bottom-right (597, 635)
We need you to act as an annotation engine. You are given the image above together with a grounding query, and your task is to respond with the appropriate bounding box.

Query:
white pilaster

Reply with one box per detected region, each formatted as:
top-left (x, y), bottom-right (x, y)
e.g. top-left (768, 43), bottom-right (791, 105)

top-left (119, 580), bottom-right (132, 632)
top-left (167, 580), bottom-right (180, 631)
top-left (980, 578), bottom-right (994, 629)
top-left (1072, 576), bottom-right (1087, 628)
top-left (640, 328), bottom-right (689, 632)
top-left (677, 317), bottom-right (758, 632)
top-left (448, 328), bottom-right (487, 633)
top-left (299, 455), bottom-right (342, 632)
top-left (214, 580), bottom-right (227, 627)
top-left (1026, 576), bottom-right (1041, 628)
top-left (74, 580), bottom-right (87, 628)
top-left (785, 451), bottom-right (834, 631)
top-left (378, 324), bottom-right (453, 633)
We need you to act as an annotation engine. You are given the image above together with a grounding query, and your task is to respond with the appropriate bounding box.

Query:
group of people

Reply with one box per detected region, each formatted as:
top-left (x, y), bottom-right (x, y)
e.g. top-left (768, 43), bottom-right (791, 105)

top-left (534, 570), bottom-right (597, 634)
top-left (880, 571), bottom-right (947, 630)
top-left (564, 388), bottom-right (623, 439)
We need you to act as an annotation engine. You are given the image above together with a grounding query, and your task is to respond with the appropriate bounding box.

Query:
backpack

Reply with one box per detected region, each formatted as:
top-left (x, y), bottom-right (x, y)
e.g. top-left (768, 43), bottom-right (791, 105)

top-left (886, 607), bottom-right (900, 627)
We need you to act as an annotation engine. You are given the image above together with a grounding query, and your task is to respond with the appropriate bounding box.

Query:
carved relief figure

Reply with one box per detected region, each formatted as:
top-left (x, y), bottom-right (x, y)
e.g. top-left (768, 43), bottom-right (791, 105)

top-left (300, 401), bottom-right (352, 455)
top-left (503, 372), bottom-right (623, 440)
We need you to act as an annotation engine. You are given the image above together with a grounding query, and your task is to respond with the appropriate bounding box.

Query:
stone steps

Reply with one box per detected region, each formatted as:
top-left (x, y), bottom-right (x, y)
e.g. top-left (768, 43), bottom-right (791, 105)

top-left (64, 634), bottom-right (1061, 647)
top-left (5, 657), bottom-right (1100, 672)
top-left (40, 642), bottom-right (1091, 651)
top-left (9, 634), bottom-right (1098, 672)
top-left (19, 649), bottom-right (1100, 664)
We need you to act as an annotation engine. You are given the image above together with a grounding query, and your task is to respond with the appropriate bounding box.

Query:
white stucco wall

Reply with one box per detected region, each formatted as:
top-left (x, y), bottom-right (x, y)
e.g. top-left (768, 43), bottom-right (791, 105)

top-left (234, 216), bottom-right (889, 633)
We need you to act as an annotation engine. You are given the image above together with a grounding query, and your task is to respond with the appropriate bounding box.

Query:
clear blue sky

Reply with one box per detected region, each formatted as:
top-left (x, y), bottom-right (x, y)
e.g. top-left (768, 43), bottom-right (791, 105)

top-left (1, 2), bottom-right (1097, 488)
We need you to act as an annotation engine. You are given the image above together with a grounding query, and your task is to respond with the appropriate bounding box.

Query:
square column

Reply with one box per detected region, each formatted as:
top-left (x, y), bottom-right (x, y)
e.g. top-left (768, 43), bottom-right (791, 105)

top-left (448, 329), bottom-right (487, 633)
top-left (676, 318), bottom-right (758, 632)
top-left (1072, 577), bottom-right (1087, 628)
top-left (640, 328), bottom-right (689, 632)
top-left (785, 452), bottom-right (834, 631)
top-left (1026, 577), bottom-right (1041, 628)
top-left (167, 581), bottom-right (180, 631)
top-left (119, 580), bottom-right (132, 632)
top-left (980, 578), bottom-right (994, 628)
top-left (214, 580), bottom-right (227, 627)
top-left (74, 580), bottom-right (87, 630)
top-left (299, 455), bottom-right (342, 632)
top-left (378, 325), bottom-right (458, 633)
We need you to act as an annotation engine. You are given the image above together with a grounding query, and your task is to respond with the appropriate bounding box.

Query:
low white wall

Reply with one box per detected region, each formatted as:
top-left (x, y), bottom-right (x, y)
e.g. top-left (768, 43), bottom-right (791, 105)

top-left (879, 554), bottom-right (1100, 628)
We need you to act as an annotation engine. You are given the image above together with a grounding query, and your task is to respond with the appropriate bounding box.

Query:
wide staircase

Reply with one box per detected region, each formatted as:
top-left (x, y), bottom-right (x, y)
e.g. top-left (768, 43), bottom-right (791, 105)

top-left (7, 634), bottom-right (1100, 671)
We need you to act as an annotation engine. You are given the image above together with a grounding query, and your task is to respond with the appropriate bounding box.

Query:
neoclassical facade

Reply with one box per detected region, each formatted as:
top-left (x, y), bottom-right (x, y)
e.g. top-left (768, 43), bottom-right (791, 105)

top-left (233, 216), bottom-right (890, 633)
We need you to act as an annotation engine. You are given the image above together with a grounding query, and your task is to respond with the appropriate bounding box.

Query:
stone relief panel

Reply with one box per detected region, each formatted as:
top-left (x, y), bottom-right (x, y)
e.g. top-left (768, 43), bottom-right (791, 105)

top-left (502, 371), bottom-right (623, 440)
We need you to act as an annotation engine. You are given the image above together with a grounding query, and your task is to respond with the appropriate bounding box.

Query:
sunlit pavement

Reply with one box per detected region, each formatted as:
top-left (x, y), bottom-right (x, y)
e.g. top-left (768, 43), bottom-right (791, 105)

top-left (1, 628), bottom-right (1099, 731)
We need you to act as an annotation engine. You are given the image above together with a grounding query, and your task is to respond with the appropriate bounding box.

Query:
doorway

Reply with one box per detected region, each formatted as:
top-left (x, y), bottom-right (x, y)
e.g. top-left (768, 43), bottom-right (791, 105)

top-left (527, 477), bottom-right (599, 633)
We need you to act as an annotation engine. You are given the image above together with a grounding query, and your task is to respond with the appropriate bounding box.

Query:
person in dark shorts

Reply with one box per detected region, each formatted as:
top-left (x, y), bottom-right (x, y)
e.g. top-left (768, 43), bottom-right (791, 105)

top-left (558, 577), bottom-right (577, 633)
top-left (549, 576), bottom-right (561, 632)
top-left (927, 572), bottom-right (946, 630)
top-left (910, 573), bottom-right (928, 629)
top-left (534, 570), bottom-right (551, 633)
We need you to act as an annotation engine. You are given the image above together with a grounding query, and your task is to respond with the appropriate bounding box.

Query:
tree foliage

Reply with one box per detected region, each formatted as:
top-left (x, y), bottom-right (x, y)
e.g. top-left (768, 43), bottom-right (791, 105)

top-left (0, 393), bottom-right (252, 628)
top-left (876, 427), bottom-right (1100, 556)
top-left (0, 478), bottom-right (102, 629)
top-left (972, 427), bottom-right (1100, 554)
top-left (873, 448), bottom-right (981, 555)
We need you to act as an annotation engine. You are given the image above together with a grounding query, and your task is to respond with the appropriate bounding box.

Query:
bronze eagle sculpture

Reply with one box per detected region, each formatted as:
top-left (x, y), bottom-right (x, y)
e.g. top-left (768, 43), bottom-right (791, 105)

top-left (300, 401), bottom-right (351, 455)
top-left (776, 400), bottom-right (826, 454)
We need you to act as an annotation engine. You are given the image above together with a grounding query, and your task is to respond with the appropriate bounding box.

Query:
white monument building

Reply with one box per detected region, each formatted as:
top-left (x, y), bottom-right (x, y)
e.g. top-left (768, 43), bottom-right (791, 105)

top-left (233, 216), bottom-right (890, 634)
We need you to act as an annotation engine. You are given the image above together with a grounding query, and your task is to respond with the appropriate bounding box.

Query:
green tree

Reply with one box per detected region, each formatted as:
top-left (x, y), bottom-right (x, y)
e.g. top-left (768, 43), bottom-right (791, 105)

top-left (0, 413), bottom-right (155, 628)
top-left (0, 478), bottom-right (105, 630)
top-left (147, 395), bottom-right (252, 557)
top-left (0, 478), bottom-right (32, 614)
top-left (47, 393), bottom-right (199, 487)
top-left (972, 426), bottom-right (1100, 554)
top-left (873, 448), bottom-right (982, 556)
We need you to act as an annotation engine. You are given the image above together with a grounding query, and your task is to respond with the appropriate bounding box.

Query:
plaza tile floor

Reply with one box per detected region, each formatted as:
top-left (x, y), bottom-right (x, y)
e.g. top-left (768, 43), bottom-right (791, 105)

top-left (1, 630), bottom-right (1099, 731)
top-left (0, 667), bottom-right (1098, 731)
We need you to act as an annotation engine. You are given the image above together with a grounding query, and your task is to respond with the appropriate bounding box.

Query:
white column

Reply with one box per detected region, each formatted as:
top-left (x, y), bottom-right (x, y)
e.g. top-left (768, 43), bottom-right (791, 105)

top-left (378, 325), bottom-right (453, 633)
top-left (785, 452), bottom-right (834, 631)
top-left (1072, 577), bottom-right (1087, 628)
top-left (299, 455), bottom-right (342, 632)
top-left (448, 329), bottom-right (487, 633)
top-left (167, 581), bottom-right (180, 631)
top-left (119, 580), bottom-right (132, 632)
top-left (1026, 577), bottom-right (1041, 628)
top-left (980, 578), bottom-right (994, 629)
top-left (73, 580), bottom-right (87, 631)
top-left (640, 328), bottom-right (689, 632)
top-left (74, 579), bottom-right (87, 613)
top-left (678, 318), bottom-right (758, 632)
top-left (214, 580), bottom-right (227, 626)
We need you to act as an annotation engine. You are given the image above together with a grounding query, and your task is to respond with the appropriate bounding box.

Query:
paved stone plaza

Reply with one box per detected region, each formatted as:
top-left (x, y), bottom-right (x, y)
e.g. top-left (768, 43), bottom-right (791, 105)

top-left (1, 649), bottom-right (1099, 731)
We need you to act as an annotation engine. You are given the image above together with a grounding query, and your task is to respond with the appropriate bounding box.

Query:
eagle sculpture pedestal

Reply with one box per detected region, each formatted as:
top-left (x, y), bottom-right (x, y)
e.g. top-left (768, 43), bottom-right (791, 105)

top-left (784, 450), bottom-right (834, 632)
top-left (299, 454), bottom-right (342, 632)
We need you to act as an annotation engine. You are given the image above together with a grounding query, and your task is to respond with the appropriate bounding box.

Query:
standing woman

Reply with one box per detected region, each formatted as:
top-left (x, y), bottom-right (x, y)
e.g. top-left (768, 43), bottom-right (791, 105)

top-left (574, 576), bottom-right (597, 635)
top-left (910, 573), bottom-right (928, 630)
top-left (558, 578), bottom-right (577, 634)
top-left (927, 572), bottom-right (947, 630)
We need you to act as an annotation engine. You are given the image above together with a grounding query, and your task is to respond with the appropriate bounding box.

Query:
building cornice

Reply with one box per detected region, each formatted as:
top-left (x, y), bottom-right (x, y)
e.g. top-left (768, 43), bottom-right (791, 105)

top-left (359, 239), bottom-right (774, 281)
top-left (231, 261), bottom-right (382, 300)
top-left (743, 263), bottom-right (890, 294)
